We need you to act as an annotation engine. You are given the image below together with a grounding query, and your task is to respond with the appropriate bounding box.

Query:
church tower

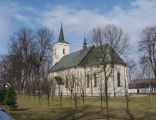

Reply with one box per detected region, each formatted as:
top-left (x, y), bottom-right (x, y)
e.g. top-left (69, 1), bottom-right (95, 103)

top-left (52, 25), bottom-right (70, 66)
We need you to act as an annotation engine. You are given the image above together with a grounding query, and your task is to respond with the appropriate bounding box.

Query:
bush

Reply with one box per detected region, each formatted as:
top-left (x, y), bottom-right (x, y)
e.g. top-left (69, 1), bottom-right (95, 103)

top-left (6, 87), bottom-right (17, 110)
top-left (0, 88), bottom-right (7, 104)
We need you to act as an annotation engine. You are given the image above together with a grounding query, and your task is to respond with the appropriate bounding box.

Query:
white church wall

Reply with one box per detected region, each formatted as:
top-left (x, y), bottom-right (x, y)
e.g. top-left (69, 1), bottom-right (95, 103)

top-left (111, 65), bottom-right (128, 96)
top-left (49, 64), bottom-right (128, 97)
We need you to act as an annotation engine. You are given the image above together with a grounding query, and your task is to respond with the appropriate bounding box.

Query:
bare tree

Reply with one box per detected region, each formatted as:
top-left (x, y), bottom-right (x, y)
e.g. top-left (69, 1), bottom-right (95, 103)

top-left (8, 27), bottom-right (53, 102)
top-left (65, 70), bottom-right (81, 110)
top-left (0, 56), bottom-right (15, 87)
top-left (138, 26), bottom-right (156, 114)
top-left (67, 73), bottom-right (74, 104)
top-left (73, 71), bottom-right (81, 110)
top-left (126, 59), bottom-right (137, 83)
top-left (88, 24), bottom-right (129, 119)
top-left (30, 28), bottom-right (53, 103)
top-left (79, 69), bottom-right (86, 105)
top-left (139, 26), bottom-right (156, 78)
top-left (10, 27), bottom-right (35, 95)
top-left (125, 59), bottom-right (136, 111)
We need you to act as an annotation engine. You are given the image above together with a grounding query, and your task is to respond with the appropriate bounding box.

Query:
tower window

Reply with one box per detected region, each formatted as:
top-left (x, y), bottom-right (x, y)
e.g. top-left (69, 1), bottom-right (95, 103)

top-left (94, 73), bottom-right (97, 87)
top-left (87, 74), bottom-right (89, 88)
top-left (63, 48), bottom-right (65, 54)
top-left (117, 72), bottom-right (121, 87)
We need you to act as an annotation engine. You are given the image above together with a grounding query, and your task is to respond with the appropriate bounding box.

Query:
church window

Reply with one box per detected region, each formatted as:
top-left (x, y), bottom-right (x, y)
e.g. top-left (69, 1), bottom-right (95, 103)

top-left (87, 74), bottom-right (89, 88)
top-left (72, 74), bottom-right (74, 88)
top-left (63, 48), bottom-right (65, 54)
top-left (117, 72), bottom-right (121, 87)
top-left (65, 76), bottom-right (68, 88)
top-left (94, 73), bottom-right (97, 87)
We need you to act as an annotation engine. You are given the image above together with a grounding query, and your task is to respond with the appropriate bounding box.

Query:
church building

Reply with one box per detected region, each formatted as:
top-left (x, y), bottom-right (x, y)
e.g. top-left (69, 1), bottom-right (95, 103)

top-left (48, 25), bottom-right (128, 96)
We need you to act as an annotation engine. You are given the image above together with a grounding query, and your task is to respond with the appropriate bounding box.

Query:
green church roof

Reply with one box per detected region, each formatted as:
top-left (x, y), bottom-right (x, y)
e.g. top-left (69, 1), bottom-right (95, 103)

top-left (79, 44), bottom-right (126, 67)
top-left (49, 44), bottom-right (126, 72)
top-left (50, 47), bottom-right (91, 72)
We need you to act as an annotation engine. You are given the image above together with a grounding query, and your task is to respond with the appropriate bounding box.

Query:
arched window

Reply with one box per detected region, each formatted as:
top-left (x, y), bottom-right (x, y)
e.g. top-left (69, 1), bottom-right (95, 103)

top-left (63, 48), bottom-right (65, 54)
top-left (87, 74), bottom-right (89, 88)
top-left (72, 74), bottom-right (74, 88)
top-left (117, 72), bottom-right (121, 87)
top-left (94, 73), bottom-right (97, 87)
top-left (65, 76), bottom-right (68, 88)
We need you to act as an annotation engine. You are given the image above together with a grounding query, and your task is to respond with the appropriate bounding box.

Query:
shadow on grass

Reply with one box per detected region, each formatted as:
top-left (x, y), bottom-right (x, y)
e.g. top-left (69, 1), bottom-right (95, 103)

top-left (69, 110), bottom-right (127, 120)
top-left (125, 109), bottom-right (134, 120)
top-left (56, 105), bottom-right (89, 120)
top-left (56, 105), bottom-right (134, 120)
top-left (13, 108), bottom-right (30, 111)
top-left (137, 110), bottom-right (156, 120)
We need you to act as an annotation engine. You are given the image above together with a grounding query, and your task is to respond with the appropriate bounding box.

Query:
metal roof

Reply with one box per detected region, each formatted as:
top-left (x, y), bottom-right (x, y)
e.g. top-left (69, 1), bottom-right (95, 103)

top-left (49, 44), bottom-right (126, 72)
top-left (50, 47), bottom-right (91, 72)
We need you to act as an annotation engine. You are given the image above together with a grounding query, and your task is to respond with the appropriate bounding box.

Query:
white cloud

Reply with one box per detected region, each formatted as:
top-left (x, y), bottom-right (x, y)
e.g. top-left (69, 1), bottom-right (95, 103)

top-left (0, 0), bottom-right (156, 57)
top-left (41, 5), bottom-right (109, 36)
top-left (40, 0), bottom-right (156, 54)
top-left (0, 2), bottom-right (14, 37)
top-left (0, 1), bottom-right (36, 54)
top-left (0, 1), bottom-right (37, 37)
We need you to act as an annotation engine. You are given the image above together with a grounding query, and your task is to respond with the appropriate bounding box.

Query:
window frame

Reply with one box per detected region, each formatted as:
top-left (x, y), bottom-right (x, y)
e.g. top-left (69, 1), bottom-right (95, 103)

top-left (65, 76), bottom-right (68, 88)
top-left (63, 48), bottom-right (65, 54)
top-left (87, 74), bottom-right (90, 88)
top-left (94, 73), bottom-right (97, 87)
top-left (117, 72), bottom-right (121, 87)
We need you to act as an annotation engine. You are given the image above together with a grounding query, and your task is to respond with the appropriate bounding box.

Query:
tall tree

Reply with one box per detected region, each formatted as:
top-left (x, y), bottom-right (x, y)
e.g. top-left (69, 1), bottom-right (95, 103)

top-left (0, 55), bottom-right (22, 89)
top-left (126, 59), bottom-right (136, 81)
top-left (88, 24), bottom-right (129, 119)
top-left (32, 28), bottom-right (53, 103)
top-left (8, 27), bottom-right (53, 98)
top-left (10, 27), bottom-right (35, 93)
top-left (139, 26), bottom-right (156, 78)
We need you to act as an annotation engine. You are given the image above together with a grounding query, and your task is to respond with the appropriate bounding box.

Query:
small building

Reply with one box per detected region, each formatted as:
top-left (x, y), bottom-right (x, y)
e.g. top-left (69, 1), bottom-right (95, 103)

top-left (129, 78), bottom-right (156, 93)
top-left (48, 25), bottom-right (128, 96)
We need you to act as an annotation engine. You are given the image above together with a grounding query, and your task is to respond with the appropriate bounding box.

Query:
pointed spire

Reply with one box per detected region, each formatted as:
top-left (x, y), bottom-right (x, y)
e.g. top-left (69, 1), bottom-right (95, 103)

top-left (58, 24), bottom-right (69, 44)
top-left (83, 36), bottom-right (87, 49)
top-left (58, 24), bottom-right (64, 42)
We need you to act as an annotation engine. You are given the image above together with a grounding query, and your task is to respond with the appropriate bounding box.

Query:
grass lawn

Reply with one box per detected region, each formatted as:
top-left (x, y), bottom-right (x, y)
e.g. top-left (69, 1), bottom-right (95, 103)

top-left (9, 94), bottom-right (156, 120)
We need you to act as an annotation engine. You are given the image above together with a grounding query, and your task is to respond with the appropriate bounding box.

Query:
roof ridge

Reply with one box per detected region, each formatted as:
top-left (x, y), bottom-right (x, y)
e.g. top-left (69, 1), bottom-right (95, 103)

top-left (62, 47), bottom-right (91, 57)
top-left (78, 47), bottom-right (93, 66)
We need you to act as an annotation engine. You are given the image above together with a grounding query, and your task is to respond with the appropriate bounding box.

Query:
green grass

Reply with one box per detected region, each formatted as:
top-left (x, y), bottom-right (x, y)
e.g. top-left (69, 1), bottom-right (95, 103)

top-left (9, 94), bottom-right (156, 120)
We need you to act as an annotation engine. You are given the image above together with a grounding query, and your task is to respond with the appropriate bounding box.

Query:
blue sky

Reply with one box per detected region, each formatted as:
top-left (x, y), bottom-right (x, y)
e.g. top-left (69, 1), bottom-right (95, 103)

top-left (0, 0), bottom-right (156, 62)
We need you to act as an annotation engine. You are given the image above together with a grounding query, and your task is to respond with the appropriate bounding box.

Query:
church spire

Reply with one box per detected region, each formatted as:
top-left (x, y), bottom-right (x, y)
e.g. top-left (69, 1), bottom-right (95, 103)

top-left (83, 37), bottom-right (87, 49)
top-left (58, 24), bottom-right (69, 44)
top-left (58, 24), bottom-right (64, 42)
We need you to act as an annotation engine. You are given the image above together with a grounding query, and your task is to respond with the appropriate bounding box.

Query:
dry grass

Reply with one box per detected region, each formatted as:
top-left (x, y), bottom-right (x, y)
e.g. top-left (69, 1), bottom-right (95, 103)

top-left (9, 94), bottom-right (156, 120)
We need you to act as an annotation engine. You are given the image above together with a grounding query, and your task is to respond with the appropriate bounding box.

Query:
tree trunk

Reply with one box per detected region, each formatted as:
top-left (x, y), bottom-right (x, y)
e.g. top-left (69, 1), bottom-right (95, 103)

top-left (105, 78), bottom-right (109, 120)
top-left (60, 92), bottom-right (62, 110)
top-left (74, 93), bottom-right (78, 110)
top-left (100, 91), bottom-right (103, 109)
